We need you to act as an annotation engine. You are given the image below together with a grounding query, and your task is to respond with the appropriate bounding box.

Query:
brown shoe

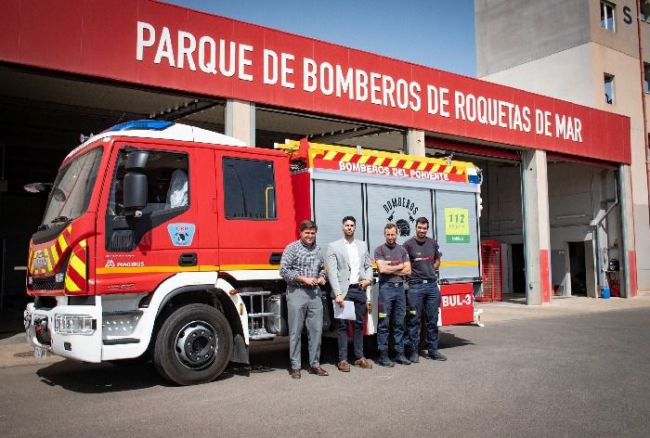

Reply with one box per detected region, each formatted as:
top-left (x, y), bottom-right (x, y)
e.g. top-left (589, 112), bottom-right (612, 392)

top-left (308, 366), bottom-right (329, 376)
top-left (354, 358), bottom-right (373, 369)
top-left (289, 368), bottom-right (301, 379)
top-left (337, 360), bottom-right (351, 372)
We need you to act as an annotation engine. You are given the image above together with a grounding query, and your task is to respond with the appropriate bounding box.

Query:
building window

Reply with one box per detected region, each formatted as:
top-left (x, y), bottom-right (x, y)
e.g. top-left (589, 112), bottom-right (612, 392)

top-left (641, 0), bottom-right (650, 21)
top-left (644, 63), bottom-right (650, 93)
top-left (604, 74), bottom-right (615, 104)
top-left (601, 1), bottom-right (616, 31)
top-left (223, 157), bottom-right (276, 220)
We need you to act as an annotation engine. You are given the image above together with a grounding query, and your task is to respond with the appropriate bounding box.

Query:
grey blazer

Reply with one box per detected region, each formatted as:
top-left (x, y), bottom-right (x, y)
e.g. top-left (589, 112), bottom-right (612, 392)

top-left (326, 238), bottom-right (373, 298)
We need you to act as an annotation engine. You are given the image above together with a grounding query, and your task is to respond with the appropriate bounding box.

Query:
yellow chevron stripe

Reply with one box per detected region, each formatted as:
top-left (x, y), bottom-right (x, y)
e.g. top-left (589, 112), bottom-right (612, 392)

top-left (341, 153), bottom-right (354, 162)
top-left (286, 140), bottom-right (478, 173)
top-left (388, 158), bottom-right (400, 167)
top-left (403, 160), bottom-right (414, 170)
top-left (80, 239), bottom-right (87, 248)
top-left (432, 164), bottom-right (441, 172)
top-left (358, 155), bottom-right (370, 164)
top-left (323, 150), bottom-right (338, 160)
top-left (417, 161), bottom-right (428, 170)
top-left (46, 254), bottom-right (52, 272)
top-left (64, 276), bottom-right (81, 292)
top-left (58, 235), bottom-right (68, 253)
top-left (374, 158), bottom-right (386, 166)
top-left (440, 261), bottom-right (479, 267)
top-left (66, 225), bottom-right (72, 234)
top-left (51, 245), bottom-right (59, 265)
top-left (69, 253), bottom-right (86, 279)
top-left (443, 166), bottom-right (453, 174)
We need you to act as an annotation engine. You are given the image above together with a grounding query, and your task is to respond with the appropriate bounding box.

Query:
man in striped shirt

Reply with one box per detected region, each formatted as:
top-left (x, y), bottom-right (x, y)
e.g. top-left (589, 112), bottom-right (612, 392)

top-left (280, 220), bottom-right (329, 379)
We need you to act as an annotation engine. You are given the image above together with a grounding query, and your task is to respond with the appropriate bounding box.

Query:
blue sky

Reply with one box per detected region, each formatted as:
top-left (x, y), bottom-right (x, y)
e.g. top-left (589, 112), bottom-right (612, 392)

top-left (162, 0), bottom-right (476, 77)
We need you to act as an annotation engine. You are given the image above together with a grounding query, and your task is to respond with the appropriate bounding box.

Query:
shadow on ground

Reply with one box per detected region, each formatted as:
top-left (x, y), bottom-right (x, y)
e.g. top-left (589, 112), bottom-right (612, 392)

top-left (33, 330), bottom-right (473, 392)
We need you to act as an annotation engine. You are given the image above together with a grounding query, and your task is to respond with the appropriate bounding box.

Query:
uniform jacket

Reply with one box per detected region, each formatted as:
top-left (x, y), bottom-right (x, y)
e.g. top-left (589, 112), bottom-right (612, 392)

top-left (326, 238), bottom-right (373, 298)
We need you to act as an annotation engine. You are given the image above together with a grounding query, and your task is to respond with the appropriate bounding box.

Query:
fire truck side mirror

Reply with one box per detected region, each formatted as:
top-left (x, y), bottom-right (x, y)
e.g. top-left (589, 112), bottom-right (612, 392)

top-left (125, 150), bottom-right (149, 170)
top-left (123, 172), bottom-right (147, 214)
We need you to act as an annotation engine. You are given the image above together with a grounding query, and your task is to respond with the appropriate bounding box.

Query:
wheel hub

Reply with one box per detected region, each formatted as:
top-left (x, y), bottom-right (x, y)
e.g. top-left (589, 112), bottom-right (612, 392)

top-left (175, 321), bottom-right (218, 369)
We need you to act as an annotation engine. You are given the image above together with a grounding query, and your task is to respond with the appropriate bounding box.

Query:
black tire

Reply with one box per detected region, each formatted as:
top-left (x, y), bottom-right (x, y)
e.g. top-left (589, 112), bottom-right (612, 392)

top-left (153, 303), bottom-right (233, 385)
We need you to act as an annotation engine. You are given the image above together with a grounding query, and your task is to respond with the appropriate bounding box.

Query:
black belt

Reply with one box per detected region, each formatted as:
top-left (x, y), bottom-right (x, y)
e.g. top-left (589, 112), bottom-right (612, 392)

top-left (408, 279), bottom-right (437, 285)
top-left (380, 281), bottom-right (404, 286)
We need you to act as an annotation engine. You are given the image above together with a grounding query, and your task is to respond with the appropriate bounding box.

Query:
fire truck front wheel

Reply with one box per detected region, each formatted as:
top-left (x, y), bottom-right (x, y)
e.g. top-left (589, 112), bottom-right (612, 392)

top-left (154, 303), bottom-right (233, 385)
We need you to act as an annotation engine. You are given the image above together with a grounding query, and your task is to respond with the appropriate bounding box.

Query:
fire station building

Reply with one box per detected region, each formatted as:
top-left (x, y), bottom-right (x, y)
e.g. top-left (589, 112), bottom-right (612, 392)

top-left (0, 0), bottom-right (646, 325)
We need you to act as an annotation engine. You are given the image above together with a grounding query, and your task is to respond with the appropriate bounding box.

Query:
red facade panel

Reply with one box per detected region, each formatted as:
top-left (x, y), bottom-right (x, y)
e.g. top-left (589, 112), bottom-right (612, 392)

top-left (0, 0), bottom-right (631, 164)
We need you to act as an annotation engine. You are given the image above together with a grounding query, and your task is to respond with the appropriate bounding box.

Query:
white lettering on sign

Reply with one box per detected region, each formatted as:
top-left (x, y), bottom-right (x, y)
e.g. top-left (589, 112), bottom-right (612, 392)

top-left (442, 294), bottom-right (473, 307)
top-left (135, 21), bottom-right (584, 144)
top-left (338, 161), bottom-right (452, 181)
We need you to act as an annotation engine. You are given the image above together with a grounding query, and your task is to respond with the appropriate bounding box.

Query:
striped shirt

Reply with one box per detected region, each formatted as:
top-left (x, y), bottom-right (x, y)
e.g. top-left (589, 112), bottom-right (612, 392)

top-left (280, 239), bottom-right (326, 286)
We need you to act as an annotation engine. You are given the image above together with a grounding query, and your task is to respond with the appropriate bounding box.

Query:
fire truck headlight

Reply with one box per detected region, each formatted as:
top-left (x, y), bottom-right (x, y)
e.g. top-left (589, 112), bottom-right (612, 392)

top-left (54, 314), bottom-right (96, 335)
top-left (55, 273), bottom-right (64, 283)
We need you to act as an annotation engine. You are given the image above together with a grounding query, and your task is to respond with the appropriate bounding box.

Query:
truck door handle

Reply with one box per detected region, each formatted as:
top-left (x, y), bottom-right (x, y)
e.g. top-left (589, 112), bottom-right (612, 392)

top-left (179, 252), bottom-right (197, 267)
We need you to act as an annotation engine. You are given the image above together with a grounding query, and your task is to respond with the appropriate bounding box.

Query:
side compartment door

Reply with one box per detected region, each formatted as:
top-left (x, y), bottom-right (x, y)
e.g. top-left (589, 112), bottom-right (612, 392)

top-left (96, 144), bottom-right (198, 294)
top-left (434, 190), bottom-right (480, 282)
top-left (312, 179), bottom-right (364, 251)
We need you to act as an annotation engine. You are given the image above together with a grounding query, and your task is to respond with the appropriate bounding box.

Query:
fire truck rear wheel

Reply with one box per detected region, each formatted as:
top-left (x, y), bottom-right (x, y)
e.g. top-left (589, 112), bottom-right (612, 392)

top-left (154, 303), bottom-right (233, 385)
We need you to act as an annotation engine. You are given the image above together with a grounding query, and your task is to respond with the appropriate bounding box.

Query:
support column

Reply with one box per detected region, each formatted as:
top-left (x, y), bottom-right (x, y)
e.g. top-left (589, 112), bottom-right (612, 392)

top-left (404, 129), bottom-right (425, 156)
top-left (225, 99), bottom-right (255, 146)
top-left (521, 150), bottom-right (552, 304)
top-left (618, 165), bottom-right (638, 297)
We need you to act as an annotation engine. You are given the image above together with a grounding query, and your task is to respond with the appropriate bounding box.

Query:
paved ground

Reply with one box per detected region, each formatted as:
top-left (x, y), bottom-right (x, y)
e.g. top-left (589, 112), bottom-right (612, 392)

top-left (1, 295), bottom-right (649, 437)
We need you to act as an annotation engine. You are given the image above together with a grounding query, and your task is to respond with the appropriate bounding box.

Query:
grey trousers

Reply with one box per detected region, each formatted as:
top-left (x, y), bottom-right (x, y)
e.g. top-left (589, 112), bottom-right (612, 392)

top-left (287, 286), bottom-right (323, 370)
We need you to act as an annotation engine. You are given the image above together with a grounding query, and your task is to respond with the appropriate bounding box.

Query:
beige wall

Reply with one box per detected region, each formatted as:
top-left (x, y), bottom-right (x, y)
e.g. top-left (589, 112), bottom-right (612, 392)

top-left (588, 0), bottom-right (640, 58)
top-left (482, 44), bottom-right (597, 106)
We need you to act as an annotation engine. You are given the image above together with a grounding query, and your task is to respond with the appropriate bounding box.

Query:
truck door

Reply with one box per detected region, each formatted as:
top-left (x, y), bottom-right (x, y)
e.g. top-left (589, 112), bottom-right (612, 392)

top-left (434, 190), bottom-right (481, 282)
top-left (215, 151), bottom-right (294, 269)
top-left (96, 143), bottom-right (202, 294)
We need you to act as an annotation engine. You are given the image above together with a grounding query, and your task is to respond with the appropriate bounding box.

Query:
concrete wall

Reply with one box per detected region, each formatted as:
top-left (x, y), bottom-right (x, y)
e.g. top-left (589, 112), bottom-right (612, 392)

top-left (588, 0), bottom-right (640, 58)
top-left (480, 44), bottom-right (597, 106)
top-left (476, 0), bottom-right (591, 76)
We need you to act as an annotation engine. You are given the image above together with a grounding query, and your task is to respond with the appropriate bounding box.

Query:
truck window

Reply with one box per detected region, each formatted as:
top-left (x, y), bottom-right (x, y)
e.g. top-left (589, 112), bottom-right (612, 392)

top-left (223, 157), bottom-right (276, 220)
top-left (108, 149), bottom-right (190, 216)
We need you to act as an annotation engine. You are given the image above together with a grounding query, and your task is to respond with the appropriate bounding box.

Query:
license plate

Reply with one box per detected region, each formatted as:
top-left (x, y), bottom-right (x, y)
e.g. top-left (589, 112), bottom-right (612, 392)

top-left (33, 346), bottom-right (48, 359)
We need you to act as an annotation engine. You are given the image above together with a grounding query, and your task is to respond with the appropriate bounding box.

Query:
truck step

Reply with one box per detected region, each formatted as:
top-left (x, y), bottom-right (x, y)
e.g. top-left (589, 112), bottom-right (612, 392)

top-left (249, 328), bottom-right (276, 340)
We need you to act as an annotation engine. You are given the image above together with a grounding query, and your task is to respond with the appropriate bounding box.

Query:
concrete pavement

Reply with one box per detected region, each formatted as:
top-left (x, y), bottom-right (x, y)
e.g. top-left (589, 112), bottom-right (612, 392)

top-left (2, 292), bottom-right (649, 369)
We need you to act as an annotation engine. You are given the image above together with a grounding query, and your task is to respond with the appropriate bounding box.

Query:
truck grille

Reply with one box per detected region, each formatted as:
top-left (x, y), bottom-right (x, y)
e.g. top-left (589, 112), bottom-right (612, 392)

top-left (31, 276), bottom-right (58, 291)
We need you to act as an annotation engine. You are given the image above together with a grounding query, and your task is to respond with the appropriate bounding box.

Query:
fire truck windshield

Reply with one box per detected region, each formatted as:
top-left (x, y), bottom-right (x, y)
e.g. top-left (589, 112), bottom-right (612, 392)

top-left (41, 147), bottom-right (103, 227)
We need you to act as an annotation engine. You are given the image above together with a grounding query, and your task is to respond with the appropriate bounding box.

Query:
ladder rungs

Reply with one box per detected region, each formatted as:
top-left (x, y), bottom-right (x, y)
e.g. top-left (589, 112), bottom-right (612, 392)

top-left (239, 291), bottom-right (272, 297)
top-left (248, 312), bottom-right (274, 318)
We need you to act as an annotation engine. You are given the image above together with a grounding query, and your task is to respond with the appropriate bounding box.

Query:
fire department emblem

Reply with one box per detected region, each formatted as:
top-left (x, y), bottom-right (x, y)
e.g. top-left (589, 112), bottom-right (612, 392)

top-left (167, 223), bottom-right (196, 247)
top-left (382, 197), bottom-right (419, 237)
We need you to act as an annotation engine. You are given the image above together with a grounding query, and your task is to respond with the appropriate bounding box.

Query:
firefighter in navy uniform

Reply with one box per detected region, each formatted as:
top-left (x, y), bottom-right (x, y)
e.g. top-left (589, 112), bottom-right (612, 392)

top-left (403, 217), bottom-right (447, 363)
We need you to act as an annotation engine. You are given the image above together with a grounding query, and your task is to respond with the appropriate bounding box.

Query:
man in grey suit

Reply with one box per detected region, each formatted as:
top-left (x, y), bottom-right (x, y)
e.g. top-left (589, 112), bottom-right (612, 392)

top-left (326, 216), bottom-right (374, 372)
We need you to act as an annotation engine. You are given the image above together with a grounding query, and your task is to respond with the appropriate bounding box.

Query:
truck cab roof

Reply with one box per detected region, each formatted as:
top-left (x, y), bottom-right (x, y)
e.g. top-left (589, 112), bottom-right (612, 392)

top-left (66, 120), bottom-right (246, 161)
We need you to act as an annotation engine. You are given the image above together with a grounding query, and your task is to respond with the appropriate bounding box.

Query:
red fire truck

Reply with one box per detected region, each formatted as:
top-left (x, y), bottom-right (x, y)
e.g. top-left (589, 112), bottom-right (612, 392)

top-left (24, 120), bottom-right (482, 385)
